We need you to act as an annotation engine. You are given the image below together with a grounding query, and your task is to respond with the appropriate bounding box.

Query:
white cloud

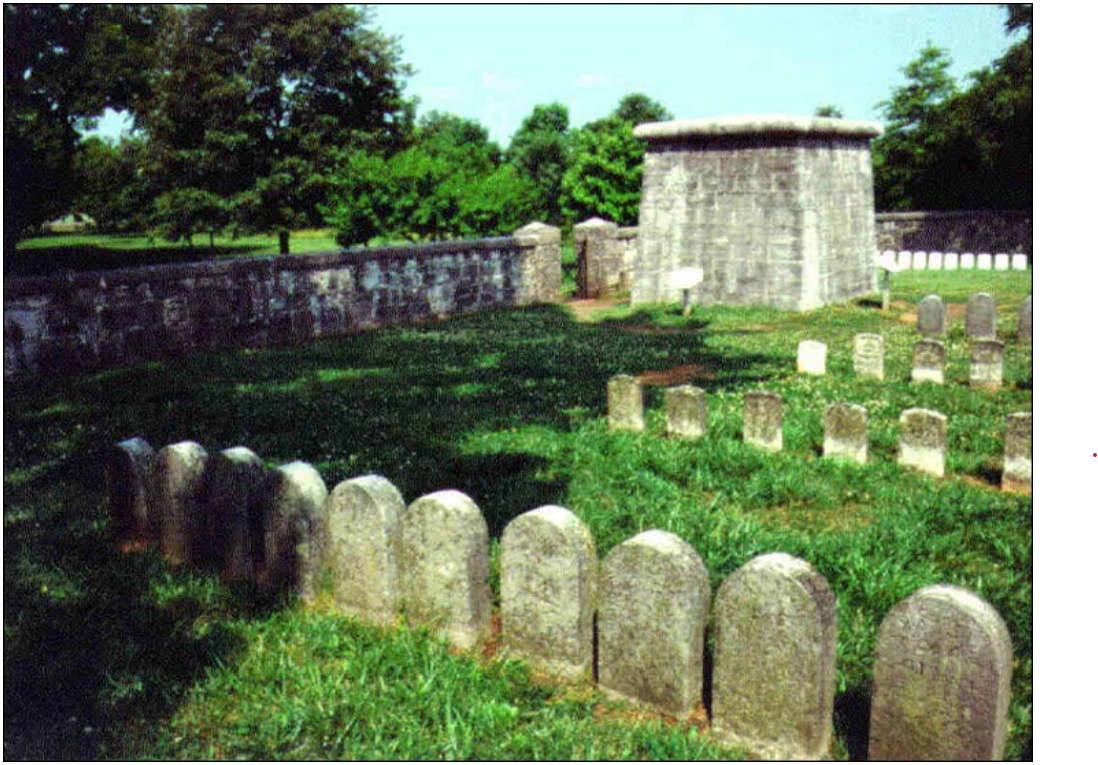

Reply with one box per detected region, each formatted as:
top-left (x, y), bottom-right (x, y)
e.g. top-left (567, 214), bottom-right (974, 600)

top-left (417, 84), bottom-right (465, 104)
top-left (574, 72), bottom-right (612, 89)
top-left (481, 70), bottom-right (524, 96)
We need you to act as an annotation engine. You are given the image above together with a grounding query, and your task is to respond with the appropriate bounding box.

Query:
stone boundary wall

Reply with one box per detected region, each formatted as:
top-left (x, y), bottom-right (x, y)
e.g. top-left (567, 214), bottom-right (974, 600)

top-left (108, 440), bottom-right (1014, 760)
top-left (875, 210), bottom-right (1031, 258)
top-left (4, 222), bottom-right (561, 379)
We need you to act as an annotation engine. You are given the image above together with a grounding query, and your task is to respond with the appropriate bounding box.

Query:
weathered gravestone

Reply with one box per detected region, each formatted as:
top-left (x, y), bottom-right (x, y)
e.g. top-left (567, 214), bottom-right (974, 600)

top-left (107, 437), bottom-right (156, 540)
top-left (944, 251), bottom-right (959, 270)
top-left (501, 506), bottom-right (596, 680)
top-left (666, 385), bottom-right (707, 439)
top-left (916, 294), bottom-right (946, 337)
top-left (896, 251), bottom-right (912, 270)
top-left (262, 461), bottom-right (328, 598)
top-left (824, 403), bottom-right (869, 464)
top-left (960, 252), bottom-right (975, 269)
top-left (970, 340), bottom-right (1005, 391)
top-left (323, 475), bottom-right (406, 624)
top-left (598, 530), bottom-right (709, 719)
top-left (853, 333), bottom-right (885, 380)
top-left (966, 293), bottom-right (997, 338)
top-left (797, 340), bottom-right (827, 375)
top-left (401, 490), bottom-right (491, 650)
top-left (1002, 412), bottom-right (1032, 494)
top-left (994, 253), bottom-right (1010, 270)
top-left (977, 253), bottom-right (993, 270)
top-left (928, 251), bottom-right (943, 269)
top-left (743, 391), bottom-right (783, 452)
top-left (869, 584), bottom-right (1012, 761)
top-left (911, 339), bottom-right (946, 385)
top-left (711, 553), bottom-right (837, 760)
top-left (899, 408), bottom-right (948, 478)
top-left (206, 447), bottom-right (268, 580)
top-left (912, 250), bottom-right (927, 270)
top-left (1011, 253), bottom-right (1028, 271)
top-left (1018, 295), bottom-right (1032, 343)
top-left (607, 374), bottom-right (644, 432)
top-left (155, 441), bottom-right (209, 566)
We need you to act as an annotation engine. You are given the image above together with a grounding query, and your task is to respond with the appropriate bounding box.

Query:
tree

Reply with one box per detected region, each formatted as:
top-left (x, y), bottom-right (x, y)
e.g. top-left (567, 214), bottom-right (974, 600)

top-left (138, 5), bottom-right (414, 254)
top-left (72, 136), bottom-right (157, 233)
top-left (505, 103), bottom-right (571, 226)
top-left (3, 4), bottom-right (164, 249)
top-left (813, 105), bottom-right (845, 118)
top-left (561, 93), bottom-right (673, 227)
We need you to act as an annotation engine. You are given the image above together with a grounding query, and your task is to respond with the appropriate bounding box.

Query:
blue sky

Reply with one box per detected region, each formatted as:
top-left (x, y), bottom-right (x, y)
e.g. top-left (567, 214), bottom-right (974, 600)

top-left (91, 3), bottom-right (1019, 146)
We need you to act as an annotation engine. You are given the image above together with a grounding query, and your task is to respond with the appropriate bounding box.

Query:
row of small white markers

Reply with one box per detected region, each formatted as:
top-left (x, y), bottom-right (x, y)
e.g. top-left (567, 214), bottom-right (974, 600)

top-left (106, 437), bottom-right (1014, 761)
top-left (877, 249), bottom-right (1028, 271)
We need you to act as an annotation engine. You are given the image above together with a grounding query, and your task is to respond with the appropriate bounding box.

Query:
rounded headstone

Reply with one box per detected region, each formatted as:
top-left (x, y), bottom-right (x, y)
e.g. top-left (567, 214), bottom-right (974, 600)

top-left (965, 293), bottom-right (997, 338)
top-left (916, 294), bottom-right (946, 337)
top-left (262, 461), bottom-right (328, 598)
top-left (665, 385), bottom-right (707, 439)
top-left (107, 437), bottom-right (156, 541)
top-left (899, 408), bottom-right (948, 477)
top-left (155, 441), bottom-right (209, 566)
top-left (743, 391), bottom-right (783, 452)
top-left (823, 403), bottom-right (869, 464)
top-left (1002, 412), bottom-right (1032, 494)
top-left (607, 374), bottom-right (644, 432)
top-left (205, 446), bottom-right (267, 579)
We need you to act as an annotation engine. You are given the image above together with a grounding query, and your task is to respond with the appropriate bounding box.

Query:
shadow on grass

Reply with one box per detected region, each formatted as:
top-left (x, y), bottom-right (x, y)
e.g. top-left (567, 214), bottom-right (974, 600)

top-left (6, 241), bottom-right (272, 277)
top-left (3, 302), bottom-right (786, 757)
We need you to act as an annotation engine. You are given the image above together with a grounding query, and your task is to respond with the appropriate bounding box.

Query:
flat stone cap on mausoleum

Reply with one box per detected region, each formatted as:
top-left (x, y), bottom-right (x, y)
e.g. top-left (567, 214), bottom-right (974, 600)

top-left (634, 114), bottom-right (883, 141)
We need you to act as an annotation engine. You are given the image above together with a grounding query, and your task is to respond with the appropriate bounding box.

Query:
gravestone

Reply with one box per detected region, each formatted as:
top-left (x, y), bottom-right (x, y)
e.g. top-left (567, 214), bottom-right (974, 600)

top-left (977, 253), bottom-right (993, 270)
top-left (824, 403), bottom-right (868, 464)
top-left (711, 553), bottom-right (837, 760)
top-left (912, 250), bottom-right (927, 270)
top-left (207, 447), bottom-right (268, 579)
top-left (324, 475), bottom-right (406, 623)
top-left (928, 251), bottom-right (943, 269)
top-left (899, 408), bottom-right (948, 477)
top-left (869, 584), bottom-right (1013, 761)
top-left (743, 391), bottom-right (783, 452)
top-left (960, 252), bottom-right (975, 269)
top-left (107, 437), bottom-right (156, 540)
top-left (1018, 296), bottom-right (1032, 343)
top-left (501, 506), bottom-right (596, 680)
top-left (911, 339), bottom-right (946, 385)
top-left (262, 461), bottom-right (328, 598)
top-left (1011, 254), bottom-right (1028, 271)
top-left (1002, 412), bottom-right (1032, 494)
top-left (916, 294), bottom-right (946, 337)
top-left (632, 115), bottom-right (880, 310)
top-left (797, 340), bottom-right (827, 375)
top-left (965, 293), bottom-right (997, 338)
top-left (155, 441), bottom-right (209, 566)
top-left (994, 253), bottom-right (1010, 270)
top-left (896, 251), bottom-right (912, 270)
top-left (853, 333), bottom-right (885, 380)
top-left (666, 385), bottom-right (707, 439)
top-left (970, 340), bottom-right (1005, 391)
top-left (944, 252), bottom-right (959, 270)
top-left (607, 374), bottom-right (644, 432)
top-left (598, 530), bottom-right (709, 719)
top-left (401, 490), bottom-right (491, 650)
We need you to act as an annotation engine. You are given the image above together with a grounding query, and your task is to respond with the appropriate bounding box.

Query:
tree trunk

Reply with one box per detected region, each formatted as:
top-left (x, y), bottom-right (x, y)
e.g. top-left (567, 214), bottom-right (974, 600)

top-left (209, 231), bottom-right (215, 250)
top-left (279, 230), bottom-right (290, 255)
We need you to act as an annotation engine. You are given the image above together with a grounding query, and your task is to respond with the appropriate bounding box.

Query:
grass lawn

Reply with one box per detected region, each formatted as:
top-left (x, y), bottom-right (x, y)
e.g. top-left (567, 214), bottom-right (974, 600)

top-left (3, 267), bottom-right (1032, 759)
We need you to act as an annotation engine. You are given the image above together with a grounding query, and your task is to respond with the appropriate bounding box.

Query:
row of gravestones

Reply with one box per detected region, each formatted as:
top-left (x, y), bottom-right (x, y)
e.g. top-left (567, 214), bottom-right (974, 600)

top-left (608, 377), bottom-right (1033, 492)
top-left (878, 249), bottom-right (1028, 272)
top-left (915, 292), bottom-right (1032, 342)
top-left (106, 440), bottom-right (1013, 760)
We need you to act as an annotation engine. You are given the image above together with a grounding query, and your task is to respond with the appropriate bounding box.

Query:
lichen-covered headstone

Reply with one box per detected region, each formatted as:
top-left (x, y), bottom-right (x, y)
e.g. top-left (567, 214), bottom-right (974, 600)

top-left (401, 490), bottom-right (491, 650)
top-left (970, 340), bottom-right (1005, 391)
top-left (598, 530), bottom-right (709, 719)
top-left (501, 506), bottom-right (596, 679)
top-left (911, 339), bottom-right (946, 385)
top-left (853, 333), bottom-right (885, 380)
top-left (966, 293), bottom-right (997, 338)
top-left (712, 553), bottom-right (837, 760)
top-left (824, 403), bottom-right (868, 464)
top-left (916, 294), bottom-right (946, 337)
top-left (107, 437), bottom-right (156, 540)
top-left (666, 385), bottom-right (707, 439)
top-left (744, 391), bottom-right (783, 452)
top-left (607, 374), bottom-right (644, 432)
top-left (1002, 412), bottom-right (1032, 494)
top-left (1018, 295), bottom-right (1032, 344)
top-left (206, 447), bottom-right (267, 579)
top-left (869, 584), bottom-right (1012, 761)
top-left (797, 340), bottom-right (827, 375)
top-left (899, 408), bottom-right (948, 477)
top-left (262, 461), bottom-right (328, 598)
top-left (324, 475), bottom-right (406, 623)
top-left (155, 441), bottom-right (209, 565)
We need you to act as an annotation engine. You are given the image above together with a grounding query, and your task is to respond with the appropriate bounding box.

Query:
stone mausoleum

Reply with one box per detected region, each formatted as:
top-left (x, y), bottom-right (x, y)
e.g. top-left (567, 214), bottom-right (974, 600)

top-left (631, 115), bottom-right (882, 310)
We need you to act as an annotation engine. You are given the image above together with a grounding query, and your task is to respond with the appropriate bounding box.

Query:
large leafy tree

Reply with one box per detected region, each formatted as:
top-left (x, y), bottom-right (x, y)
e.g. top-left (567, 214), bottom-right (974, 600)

top-left (138, 4), bottom-right (414, 253)
top-left (3, 3), bottom-right (164, 250)
top-left (561, 93), bottom-right (673, 227)
top-left (72, 136), bottom-right (157, 234)
top-left (505, 103), bottom-right (571, 226)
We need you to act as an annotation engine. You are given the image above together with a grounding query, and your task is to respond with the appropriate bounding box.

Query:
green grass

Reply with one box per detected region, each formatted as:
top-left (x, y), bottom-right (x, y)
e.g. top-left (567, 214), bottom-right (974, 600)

top-left (3, 267), bottom-right (1032, 759)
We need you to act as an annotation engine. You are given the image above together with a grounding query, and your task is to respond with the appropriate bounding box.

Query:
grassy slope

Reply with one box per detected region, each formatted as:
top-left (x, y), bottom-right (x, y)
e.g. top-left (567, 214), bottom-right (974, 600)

top-left (3, 268), bottom-right (1032, 759)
